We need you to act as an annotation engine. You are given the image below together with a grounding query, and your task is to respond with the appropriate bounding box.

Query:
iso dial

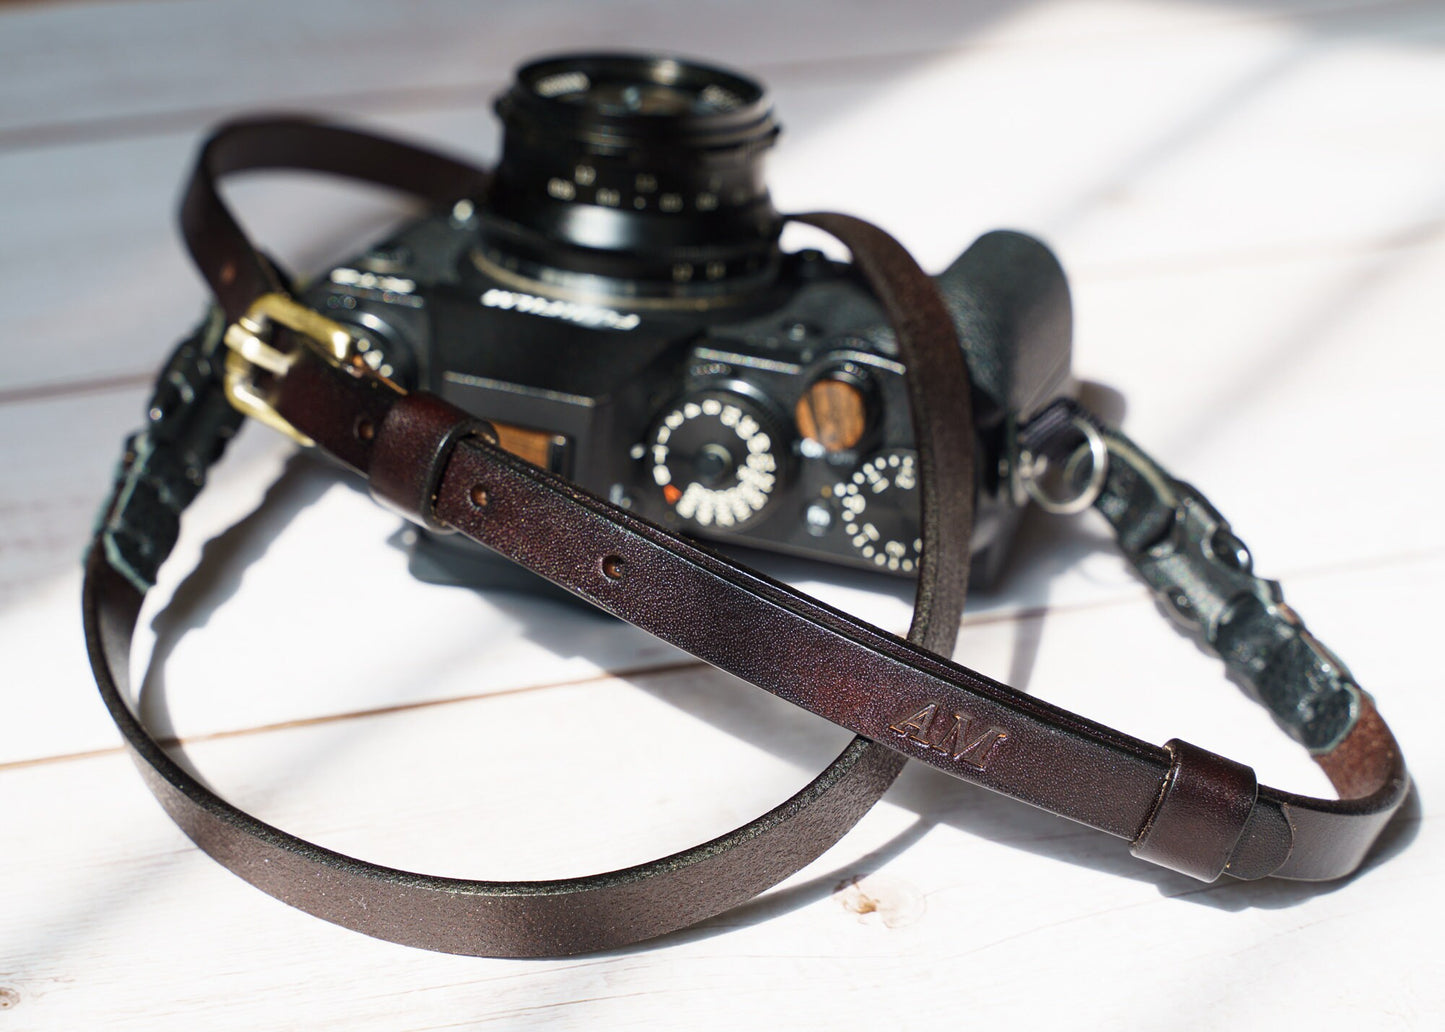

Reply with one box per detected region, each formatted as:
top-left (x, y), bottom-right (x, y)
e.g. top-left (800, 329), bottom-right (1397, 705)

top-left (648, 390), bottom-right (782, 530)
top-left (835, 449), bottom-right (922, 573)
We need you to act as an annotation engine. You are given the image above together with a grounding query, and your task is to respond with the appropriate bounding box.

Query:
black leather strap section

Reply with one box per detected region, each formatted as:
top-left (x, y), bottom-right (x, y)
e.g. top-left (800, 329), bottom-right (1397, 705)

top-left (96, 308), bottom-right (243, 592)
top-left (1021, 400), bottom-right (1368, 754)
top-left (1022, 400), bottom-right (1408, 878)
top-left (1089, 414), bottom-right (1362, 752)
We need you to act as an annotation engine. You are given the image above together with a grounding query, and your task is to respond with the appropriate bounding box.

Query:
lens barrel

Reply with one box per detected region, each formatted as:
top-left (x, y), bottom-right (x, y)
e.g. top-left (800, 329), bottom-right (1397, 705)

top-left (481, 53), bottom-right (783, 299)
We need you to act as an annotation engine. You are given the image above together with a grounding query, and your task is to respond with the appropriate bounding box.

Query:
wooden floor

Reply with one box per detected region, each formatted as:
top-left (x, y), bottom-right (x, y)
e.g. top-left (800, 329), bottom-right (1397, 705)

top-left (2, 1), bottom-right (1442, 1028)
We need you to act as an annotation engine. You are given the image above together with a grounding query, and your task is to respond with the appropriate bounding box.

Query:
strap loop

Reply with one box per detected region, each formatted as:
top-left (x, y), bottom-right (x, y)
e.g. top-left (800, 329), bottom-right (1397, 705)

top-left (369, 392), bottom-right (498, 532)
top-left (1131, 739), bottom-right (1260, 881)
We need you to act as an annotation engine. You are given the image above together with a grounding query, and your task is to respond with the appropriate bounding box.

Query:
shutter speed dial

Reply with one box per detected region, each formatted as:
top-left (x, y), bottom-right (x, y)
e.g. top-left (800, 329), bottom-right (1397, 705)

top-left (648, 390), bottom-right (782, 530)
top-left (834, 448), bottom-right (922, 573)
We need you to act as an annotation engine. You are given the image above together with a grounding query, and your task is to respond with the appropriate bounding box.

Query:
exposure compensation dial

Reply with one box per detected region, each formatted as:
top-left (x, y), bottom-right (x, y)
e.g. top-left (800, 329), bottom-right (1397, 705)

top-left (648, 390), bottom-right (783, 531)
top-left (833, 448), bottom-right (923, 573)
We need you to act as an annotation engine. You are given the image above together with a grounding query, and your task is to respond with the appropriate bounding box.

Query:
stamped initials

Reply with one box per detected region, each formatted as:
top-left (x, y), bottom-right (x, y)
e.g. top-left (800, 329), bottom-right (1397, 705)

top-left (888, 703), bottom-right (1008, 771)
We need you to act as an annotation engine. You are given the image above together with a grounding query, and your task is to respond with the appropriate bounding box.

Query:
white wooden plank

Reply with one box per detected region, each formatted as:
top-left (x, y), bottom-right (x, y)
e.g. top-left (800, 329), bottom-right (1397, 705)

top-left (770, 1), bottom-right (1445, 272)
top-left (1, 554), bottom-right (1438, 1030)
top-left (1, 0), bottom-right (1416, 139)
top-left (4, 1), bottom-right (1444, 1027)
top-left (4, 3), bottom-right (1444, 395)
top-left (0, 436), bottom-right (691, 766)
top-left (5, 14), bottom-right (1444, 572)
top-left (0, 133), bottom-right (455, 397)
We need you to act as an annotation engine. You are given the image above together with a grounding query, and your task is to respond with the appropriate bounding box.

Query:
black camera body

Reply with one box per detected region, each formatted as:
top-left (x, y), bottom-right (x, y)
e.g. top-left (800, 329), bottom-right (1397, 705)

top-left (302, 54), bottom-right (1075, 587)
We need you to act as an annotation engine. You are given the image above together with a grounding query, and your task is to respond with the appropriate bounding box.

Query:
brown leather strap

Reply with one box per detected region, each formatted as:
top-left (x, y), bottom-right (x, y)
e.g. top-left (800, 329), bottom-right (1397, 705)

top-left (85, 118), bottom-right (1409, 958)
top-left (279, 369), bottom-right (1405, 879)
top-left (87, 120), bottom-right (976, 956)
top-left (180, 119), bottom-right (490, 322)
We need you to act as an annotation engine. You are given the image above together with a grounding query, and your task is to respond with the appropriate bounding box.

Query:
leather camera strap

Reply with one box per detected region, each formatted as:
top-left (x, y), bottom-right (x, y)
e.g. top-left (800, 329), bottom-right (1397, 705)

top-left (88, 119), bottom-right (974, 957)
top-left (84, 119), bottom-right (1408, 958)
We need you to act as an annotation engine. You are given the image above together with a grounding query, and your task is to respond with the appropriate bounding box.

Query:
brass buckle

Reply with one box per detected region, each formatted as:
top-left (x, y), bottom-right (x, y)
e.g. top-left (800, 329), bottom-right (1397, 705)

top-left (222, 293), bottom-right (355, 446)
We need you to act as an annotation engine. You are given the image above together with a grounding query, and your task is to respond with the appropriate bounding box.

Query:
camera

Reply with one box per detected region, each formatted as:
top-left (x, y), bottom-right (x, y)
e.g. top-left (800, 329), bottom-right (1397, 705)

top-left (301, 53), bottom-right (1075, 587)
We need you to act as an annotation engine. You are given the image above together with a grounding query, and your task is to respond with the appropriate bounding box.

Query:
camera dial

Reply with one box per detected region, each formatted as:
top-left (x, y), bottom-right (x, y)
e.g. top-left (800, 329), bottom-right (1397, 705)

top-left (795, 368), bottom-right (873, 455)
top-left (647, 389), bottom-right (784, 530)
top-left (831, 449), bottom-right (923, 573)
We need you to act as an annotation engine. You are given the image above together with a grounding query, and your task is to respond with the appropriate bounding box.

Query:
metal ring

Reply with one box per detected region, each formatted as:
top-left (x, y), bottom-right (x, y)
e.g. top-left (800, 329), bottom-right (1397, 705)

top-left (1019, 416), bottom-right (1109, 516)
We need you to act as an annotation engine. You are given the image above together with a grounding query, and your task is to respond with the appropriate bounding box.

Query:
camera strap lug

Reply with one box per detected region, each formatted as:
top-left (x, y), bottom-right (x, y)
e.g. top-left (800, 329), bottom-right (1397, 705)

top-left (1014, 404), bottom-right (1110, 514)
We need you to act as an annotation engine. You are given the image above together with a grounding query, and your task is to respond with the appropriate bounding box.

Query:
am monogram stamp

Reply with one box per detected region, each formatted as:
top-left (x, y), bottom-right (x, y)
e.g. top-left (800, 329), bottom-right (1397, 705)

top-left (888, 703), bottom-right (1008, 771)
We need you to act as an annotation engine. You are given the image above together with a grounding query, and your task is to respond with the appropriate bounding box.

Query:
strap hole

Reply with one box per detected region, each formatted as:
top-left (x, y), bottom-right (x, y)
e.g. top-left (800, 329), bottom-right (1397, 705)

top-left (601, 555), bottom-right (626, 581)
top-left (469, 485), bottom-right (489, 509)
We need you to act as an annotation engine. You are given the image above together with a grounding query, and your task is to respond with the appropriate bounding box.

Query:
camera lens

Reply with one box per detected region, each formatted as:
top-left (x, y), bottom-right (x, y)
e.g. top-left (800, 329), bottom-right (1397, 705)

top-left (480, 53), bottom-right (783, 301)
top-left (550, 77), bottom-right (735, 119)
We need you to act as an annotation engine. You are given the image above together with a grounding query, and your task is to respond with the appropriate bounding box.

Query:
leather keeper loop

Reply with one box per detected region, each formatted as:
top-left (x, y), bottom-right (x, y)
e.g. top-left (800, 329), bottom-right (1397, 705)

top-left (1131, 738), bottom-right (1259, 881)
top-left (368, 392), bottom-right (495, 532)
